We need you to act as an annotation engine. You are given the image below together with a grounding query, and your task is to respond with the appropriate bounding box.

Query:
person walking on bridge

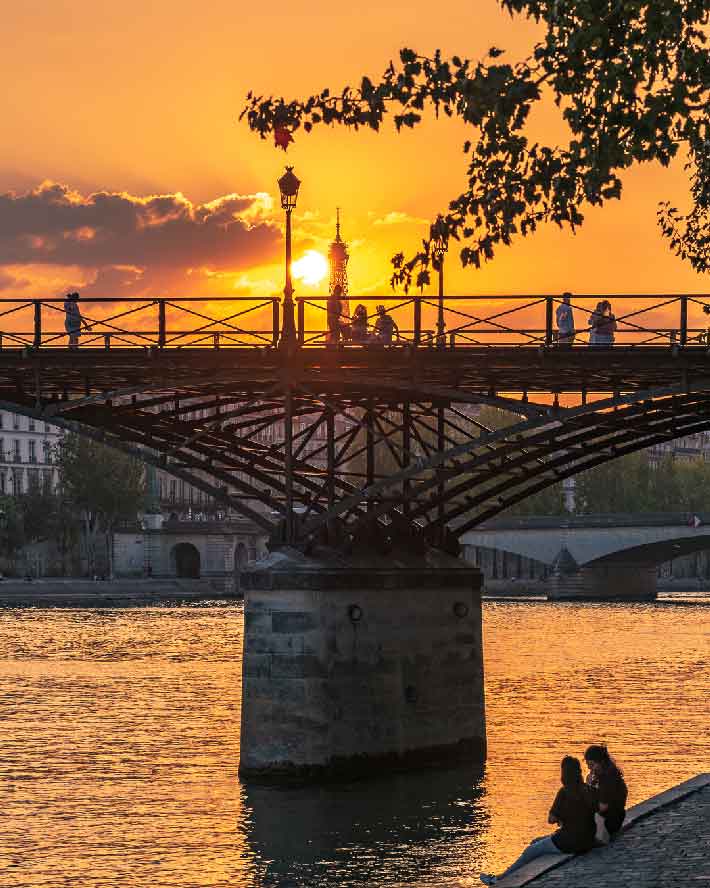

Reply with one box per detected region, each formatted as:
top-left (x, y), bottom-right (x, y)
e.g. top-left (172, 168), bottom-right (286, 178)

top-left (556, 292), bottom-right (575, 346)
top-left (63, 291), bottom-right (83, 348)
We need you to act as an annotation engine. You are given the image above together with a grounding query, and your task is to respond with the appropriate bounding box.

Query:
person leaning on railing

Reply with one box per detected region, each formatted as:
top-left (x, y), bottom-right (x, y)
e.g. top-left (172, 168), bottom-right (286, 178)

top-left (63, 291), bottom-right (83, 349)
top-left (589, 300), bottom-right (616, 346)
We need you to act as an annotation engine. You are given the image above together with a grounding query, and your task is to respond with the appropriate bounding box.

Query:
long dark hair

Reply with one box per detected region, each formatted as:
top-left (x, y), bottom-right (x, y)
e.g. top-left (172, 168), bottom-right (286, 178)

top-left (561, 755), bottom-right (584, 791)
top-left (585, 744), bottom-right (623, 778)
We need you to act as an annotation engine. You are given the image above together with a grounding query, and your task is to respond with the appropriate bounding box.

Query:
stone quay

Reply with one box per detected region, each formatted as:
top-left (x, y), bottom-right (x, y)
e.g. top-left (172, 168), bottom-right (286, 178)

top-left (487, 773), bottom-right (710, 888)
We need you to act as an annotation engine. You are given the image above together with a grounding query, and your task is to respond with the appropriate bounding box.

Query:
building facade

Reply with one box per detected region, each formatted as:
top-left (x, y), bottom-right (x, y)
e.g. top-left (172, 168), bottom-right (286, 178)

top-left (0, 410), bottom-right (60, 497)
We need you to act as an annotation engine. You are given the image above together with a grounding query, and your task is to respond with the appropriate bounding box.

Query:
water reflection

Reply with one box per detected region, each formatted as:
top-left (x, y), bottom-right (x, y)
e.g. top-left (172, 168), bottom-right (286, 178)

top-left (0, 599), bottom-right (707, 888)
top-left (241, 765), bottom-right (488, 886)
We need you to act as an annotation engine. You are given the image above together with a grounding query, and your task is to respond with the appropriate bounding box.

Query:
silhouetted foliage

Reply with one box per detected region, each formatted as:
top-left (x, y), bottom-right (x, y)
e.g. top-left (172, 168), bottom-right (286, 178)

top-left (243, 1), bottom-right (710, 283)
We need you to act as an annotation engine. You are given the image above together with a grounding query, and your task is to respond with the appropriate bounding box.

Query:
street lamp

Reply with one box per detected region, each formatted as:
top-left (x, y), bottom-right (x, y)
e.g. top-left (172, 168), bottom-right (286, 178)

top-left (431, 215), bottom-right (448, 347)
top-left (278, 166), bottom-right (301, 348)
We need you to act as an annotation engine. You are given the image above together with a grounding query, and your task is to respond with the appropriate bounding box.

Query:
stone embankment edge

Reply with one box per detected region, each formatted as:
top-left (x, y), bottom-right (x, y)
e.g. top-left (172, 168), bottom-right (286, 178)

top-left (495, 772), bottom-right (710, 888)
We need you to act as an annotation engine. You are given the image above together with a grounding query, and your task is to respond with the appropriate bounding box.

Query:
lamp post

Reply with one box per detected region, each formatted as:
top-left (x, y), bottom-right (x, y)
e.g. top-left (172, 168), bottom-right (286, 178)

top-left (431, 215), bottom-right (448, 347)
top-left (278, 166), bottom-right (301, 349)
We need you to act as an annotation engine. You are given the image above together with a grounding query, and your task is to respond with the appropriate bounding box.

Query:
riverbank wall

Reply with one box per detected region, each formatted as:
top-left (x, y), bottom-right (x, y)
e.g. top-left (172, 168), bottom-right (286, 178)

top-left (0, 577), bottom-right (240, 607)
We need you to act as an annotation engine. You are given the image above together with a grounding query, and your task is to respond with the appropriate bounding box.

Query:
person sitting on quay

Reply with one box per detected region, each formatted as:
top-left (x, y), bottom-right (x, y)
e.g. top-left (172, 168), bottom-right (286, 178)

top-left (585, 743), bottom-right (628, 841)
top-left (479, 756), bottom-right (597, 886)
top-left (64, 291), bottom-right (84, 348)
top-left (556, 292), bottom-right (575, 346)
top-left (373, 304), bottom-right (399, 344)
top-left (350, 304), bottom-right (369, 344)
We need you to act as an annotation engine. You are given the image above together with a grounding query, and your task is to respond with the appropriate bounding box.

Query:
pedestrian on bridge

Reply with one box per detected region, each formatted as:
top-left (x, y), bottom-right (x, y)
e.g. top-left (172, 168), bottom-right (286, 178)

top-left (327, 284), bottom-right (346, 345)
top-left (589, 300), bottom-right (616, 346)
top-left (374, 304), bottom-right (399, 344)
top-left (556, 292), bottom-right (575, 346)
top-left (64, 291), bottom-right (83, 349)
top-left (351, 304), bottom-right (369, 344)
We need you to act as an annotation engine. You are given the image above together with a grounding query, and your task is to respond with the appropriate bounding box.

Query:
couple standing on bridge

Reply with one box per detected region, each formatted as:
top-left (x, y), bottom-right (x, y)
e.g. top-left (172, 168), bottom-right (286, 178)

top-left (556, 294), bottom-right (617, 346)
top-left (480, 744), bottom-right (628, 885)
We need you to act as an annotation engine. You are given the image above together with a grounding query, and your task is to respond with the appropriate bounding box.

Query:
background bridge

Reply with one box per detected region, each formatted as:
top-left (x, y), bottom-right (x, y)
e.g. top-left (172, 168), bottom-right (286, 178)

top-left (3, 293), bottom-right (710, 549)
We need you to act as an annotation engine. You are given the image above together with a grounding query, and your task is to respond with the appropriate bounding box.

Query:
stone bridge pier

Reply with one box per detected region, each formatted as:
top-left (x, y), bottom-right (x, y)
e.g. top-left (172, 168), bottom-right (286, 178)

top-left (238, 547), bottom-right (485, 782)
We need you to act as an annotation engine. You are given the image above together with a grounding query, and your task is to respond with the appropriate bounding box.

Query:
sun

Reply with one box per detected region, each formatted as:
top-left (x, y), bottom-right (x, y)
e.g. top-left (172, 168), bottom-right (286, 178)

top-left (291, 250), bottom-right (328, 286)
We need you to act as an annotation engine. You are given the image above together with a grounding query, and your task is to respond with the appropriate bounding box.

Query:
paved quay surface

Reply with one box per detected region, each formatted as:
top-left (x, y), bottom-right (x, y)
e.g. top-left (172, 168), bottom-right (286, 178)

top-left (528, 782), bottom-right (710, 887)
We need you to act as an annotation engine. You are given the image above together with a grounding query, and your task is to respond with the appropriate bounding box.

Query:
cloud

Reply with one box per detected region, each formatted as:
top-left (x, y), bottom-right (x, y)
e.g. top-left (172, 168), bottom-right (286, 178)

top-left (0, 181), bottom-right (281, 293)
top-left (372, 211), bottom-right (429, 227)
top-left (0, 269), bottom-right (30, 291)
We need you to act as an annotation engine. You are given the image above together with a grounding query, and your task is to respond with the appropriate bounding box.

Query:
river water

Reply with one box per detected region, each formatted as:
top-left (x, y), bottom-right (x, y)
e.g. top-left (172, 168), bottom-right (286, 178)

top-left (1, 598), bottom-right (708, 887)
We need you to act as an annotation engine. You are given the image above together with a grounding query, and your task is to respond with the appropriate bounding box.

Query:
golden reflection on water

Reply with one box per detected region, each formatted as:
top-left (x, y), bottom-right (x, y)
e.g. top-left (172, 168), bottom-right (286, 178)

top-left (0, 599), bottom-right (707, 887)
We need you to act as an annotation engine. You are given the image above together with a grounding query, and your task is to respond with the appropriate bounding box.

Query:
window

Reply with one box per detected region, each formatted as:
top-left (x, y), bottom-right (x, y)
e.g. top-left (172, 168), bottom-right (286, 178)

top-left (0, 438), bottom-right (4, 462)
top-left (28, 418), bottom-right (35, 432)
top-left (28, 469), bottom-right (40, 491)
top-left (0, 412), bottom-right (3, 429)
top-left (29, 441), bottom-right (36, 464)
top-left (0, 472), bottom-right (5, 494)
top-left (12, 413), bottom-right (20, 430)
top-left (169, 479), bottom-right (177, 502)
top-left (13, 440), bottom-right (21, 463)
top-left (43, 470), bottom-right (53, 493)
top-left (43, 441), bottom-right (51, 464)
top-left (12, 470), bottom-right (22, 496)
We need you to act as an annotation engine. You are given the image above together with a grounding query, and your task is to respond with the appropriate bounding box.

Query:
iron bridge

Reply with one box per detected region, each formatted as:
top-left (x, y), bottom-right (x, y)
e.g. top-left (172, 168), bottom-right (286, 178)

top-left (3, 292), bottom-right (710, 551)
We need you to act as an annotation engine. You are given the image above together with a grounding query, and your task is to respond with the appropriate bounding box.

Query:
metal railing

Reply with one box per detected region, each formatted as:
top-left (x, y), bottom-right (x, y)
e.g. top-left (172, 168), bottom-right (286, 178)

top-left (0, 293), bottom-right (709, 350)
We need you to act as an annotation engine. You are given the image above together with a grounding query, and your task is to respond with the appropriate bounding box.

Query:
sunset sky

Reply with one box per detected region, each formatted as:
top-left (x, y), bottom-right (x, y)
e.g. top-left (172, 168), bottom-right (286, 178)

top-left (1, 0), bottom-right (707, 313)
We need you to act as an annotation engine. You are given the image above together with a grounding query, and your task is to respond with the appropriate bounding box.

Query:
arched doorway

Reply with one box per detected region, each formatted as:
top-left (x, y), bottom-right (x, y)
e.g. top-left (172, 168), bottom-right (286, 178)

top-left (173, 542), bottom-right (201, 578)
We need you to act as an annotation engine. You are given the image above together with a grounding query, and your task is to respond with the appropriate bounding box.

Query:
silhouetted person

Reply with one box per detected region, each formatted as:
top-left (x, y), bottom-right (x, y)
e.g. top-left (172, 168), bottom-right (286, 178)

top-left (585, 744), bottom-right (627, 840)
top-left (480, 757), bottom-right (596, 885)
top-left (64, 291), bottom-right (83, 348)
top-left (589, 299), bottom-right (616, 346)
top-left (556, 292), bottom-right (575, 346)
top-left (327, 284), bottom-right (345, 345)
top-left (373, 304), bottom-right (398, 344)
top-left (351, 304), bottom-right (369, 344)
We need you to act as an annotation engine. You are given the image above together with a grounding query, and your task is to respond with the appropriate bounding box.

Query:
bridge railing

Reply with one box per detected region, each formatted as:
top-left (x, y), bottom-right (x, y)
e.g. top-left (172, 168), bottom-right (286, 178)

top-left (2, 293), bottom-right (710, 349)
top-left (0, 297), bottom-right (281, 350)
top-left (296, 293), bottom-right (710, 348)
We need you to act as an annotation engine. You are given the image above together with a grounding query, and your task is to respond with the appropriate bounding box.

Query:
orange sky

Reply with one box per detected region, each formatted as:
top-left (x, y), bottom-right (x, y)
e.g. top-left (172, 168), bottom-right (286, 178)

top-left (0, 0), bottom-right (707, 311)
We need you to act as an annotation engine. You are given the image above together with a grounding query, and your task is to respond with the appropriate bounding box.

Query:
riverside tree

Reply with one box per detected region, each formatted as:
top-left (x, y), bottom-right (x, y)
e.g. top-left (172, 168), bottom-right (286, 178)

top-left (58, 435), bottom-right (145, 578)
top-left (242, 0), bottom-right (710, 286)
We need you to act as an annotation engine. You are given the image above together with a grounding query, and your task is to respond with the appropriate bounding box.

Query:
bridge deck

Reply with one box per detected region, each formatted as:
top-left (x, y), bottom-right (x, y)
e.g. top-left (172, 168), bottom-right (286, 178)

top-left (1, 345), bottom-right (708, 401)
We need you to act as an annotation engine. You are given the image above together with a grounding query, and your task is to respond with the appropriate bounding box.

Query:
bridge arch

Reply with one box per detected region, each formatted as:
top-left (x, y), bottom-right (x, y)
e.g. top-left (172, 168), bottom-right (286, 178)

top-left (171, 542), bottom-right (201, 578)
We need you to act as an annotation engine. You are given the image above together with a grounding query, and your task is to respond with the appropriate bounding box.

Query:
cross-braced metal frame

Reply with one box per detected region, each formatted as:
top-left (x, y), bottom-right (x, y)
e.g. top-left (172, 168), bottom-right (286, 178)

top-left (3, 293), bottom-right (710, 551)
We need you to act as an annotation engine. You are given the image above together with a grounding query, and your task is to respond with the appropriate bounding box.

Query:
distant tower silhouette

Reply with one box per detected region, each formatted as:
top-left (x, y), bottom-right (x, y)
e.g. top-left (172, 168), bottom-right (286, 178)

top-left (328, 208), bottom-right (349, 317)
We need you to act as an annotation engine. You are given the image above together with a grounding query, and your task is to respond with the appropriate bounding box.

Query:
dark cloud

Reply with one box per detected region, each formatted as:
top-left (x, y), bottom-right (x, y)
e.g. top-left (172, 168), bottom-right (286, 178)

top-left (0, 181), bottom-right (280, 272)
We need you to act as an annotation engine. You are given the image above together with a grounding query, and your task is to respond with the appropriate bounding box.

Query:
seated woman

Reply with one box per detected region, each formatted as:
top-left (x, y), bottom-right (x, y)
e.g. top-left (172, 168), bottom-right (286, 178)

top-left (480, 757), bottom-right (596, 886)
top-left (585, 744), bottom-right (628, 840)
top-left (350, 304), bottom-right (369, 344)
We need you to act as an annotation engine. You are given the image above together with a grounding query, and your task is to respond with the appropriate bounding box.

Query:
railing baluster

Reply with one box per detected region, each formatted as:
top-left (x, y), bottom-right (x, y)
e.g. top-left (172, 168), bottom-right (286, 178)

top-left (679, 296), bottom-right (688, 346)
top-left (414, 296), bottom-right (422, 346)
top-left (104, 333), bottom-right (111, 350)
top-left (272, 299), bottom-right (280, 348)
top-left (158, 300), bottom-right (166, 348)
top-left (297, 299), bottom-right (305, 345)
top-left (34, 301), bottom-right (42, 349)
top-left (545, 297), bottom-right (553, 346)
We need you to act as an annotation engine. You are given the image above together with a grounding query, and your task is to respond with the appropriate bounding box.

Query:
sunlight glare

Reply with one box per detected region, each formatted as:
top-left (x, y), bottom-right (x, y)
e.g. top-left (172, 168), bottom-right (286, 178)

top-left (292, 250), bottom-right (328, 286)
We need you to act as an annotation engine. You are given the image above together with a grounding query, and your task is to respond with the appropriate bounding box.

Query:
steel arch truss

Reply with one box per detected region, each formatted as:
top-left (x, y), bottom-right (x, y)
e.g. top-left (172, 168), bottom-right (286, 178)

top-left (8, 376), bottom-right (710, 550)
